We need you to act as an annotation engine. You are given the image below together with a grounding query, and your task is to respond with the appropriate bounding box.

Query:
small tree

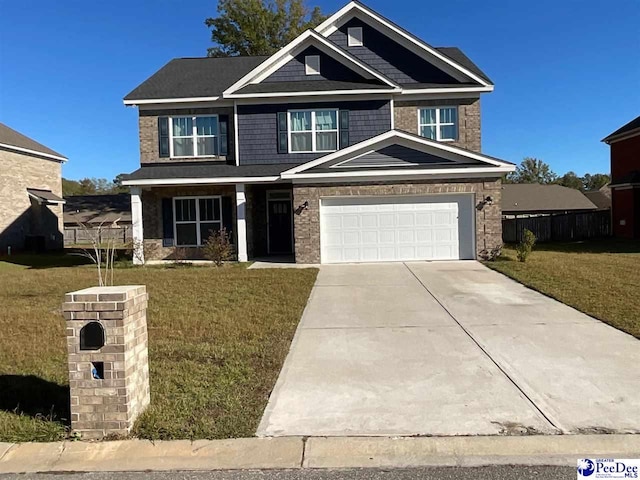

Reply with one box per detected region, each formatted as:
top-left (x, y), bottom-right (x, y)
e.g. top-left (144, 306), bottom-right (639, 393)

top-left (76, 220), bottom-right (121, 286)
top-left (202, 228), bottom-right (234, 266)
top-left (516, 229), bottom-right (536, 263)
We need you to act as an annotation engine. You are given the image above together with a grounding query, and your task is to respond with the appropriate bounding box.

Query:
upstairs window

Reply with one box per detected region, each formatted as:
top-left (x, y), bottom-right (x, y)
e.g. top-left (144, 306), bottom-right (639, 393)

top-left (347, 27), bottom-right (363, 47)
top-left (419, 107), bottom-right (458, 141)
top-left (305, 55), bottom-right (320, 75)
top-left (289, 110), bottom-right (338, 153)
top-left (170, 115), bottom-right (219, 157)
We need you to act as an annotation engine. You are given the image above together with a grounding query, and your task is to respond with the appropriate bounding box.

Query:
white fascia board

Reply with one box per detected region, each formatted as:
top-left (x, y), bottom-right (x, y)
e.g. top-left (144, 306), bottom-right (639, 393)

top-left (223, 30), bottom-right (398, 96)
top-left (282, 129), bottom-right (514, 175)
top-left (225, 88), bottom-right (400, 99)
top-left (234, 92), bottom-right (393, 105)
top-left (399, 86), bottom-right (494, 95)
top-left (121, 176), bottom-right (281, 187)
top-left (123, 96), bottom-right (220, 106)
top-left (315, 3), bottom-right (491, 87)
top-left (602, 127), bottom-right (640, 144)
top-left (137, 100), bottom-right (234, 110)
top-left (0, 143), bottom-right (67, 162)
top-left (283, 166), bottom-right (514, 183)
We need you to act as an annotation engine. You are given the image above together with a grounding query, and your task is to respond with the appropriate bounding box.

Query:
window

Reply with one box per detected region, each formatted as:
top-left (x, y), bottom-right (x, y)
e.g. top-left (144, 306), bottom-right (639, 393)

top-left (170, 116), bottom-right (219, 157)
top-left (305, 55), bottom-right (320, 75)
top-left (289, 110), bottom-right (338, 153)
top-left (419, 107), bottom-right (458, 141)
top-left (347, 27), bottom-right (363, 47)
top-left (173, 196), bottom-right (222, 246)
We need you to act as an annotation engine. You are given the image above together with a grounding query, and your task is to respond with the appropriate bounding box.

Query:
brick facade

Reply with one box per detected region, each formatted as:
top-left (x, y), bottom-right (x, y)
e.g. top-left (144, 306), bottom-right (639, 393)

top-left (0, 148), bottom-right (63, 251)
top-left (293, 179), bottom-right (502, 264)
top-left (139, 107), bottom-right (235, 164)
top-left (141, 185), bottom-right (236, 260)
top-left (63, 285), bottom-right (150, 439)
top-left (394, 98), bottom-right (481, 153)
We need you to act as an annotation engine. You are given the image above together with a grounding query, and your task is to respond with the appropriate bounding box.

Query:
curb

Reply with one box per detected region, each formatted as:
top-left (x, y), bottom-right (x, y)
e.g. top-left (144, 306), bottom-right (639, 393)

top-left (1, 434), bottom-right (639, 474)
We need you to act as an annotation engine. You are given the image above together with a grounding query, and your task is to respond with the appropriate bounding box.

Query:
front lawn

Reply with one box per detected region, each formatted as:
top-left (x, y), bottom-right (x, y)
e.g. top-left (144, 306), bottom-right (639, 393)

top-left (0, 254), bottom-right (317, 442)
top-left (485, 239), bottom-right (640, 338)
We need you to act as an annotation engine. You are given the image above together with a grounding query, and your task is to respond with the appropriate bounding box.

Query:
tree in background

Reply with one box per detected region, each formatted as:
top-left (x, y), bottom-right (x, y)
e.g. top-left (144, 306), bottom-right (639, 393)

top-left (62, 175), bottom-right (128, 196)
top-left (583, 173), bottom-right (611, 191)
top-left (206, 0), bottom-right (325, 57)
top-left (505, 157), bottom-right (558, 184)
top-left (556, 171), bottom-right (584, 190)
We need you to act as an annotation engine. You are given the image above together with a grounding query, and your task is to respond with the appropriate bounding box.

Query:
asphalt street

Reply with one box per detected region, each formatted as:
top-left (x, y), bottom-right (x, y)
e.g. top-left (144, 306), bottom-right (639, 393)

top-left (0, 466), bottom-right (576, 480)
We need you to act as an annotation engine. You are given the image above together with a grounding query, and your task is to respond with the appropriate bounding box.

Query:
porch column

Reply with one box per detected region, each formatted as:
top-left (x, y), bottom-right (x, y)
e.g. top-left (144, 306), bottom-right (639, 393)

top-left (131, 186), bottom-right (144, 265)
top-left (235, 184), bottom-right (248, 262)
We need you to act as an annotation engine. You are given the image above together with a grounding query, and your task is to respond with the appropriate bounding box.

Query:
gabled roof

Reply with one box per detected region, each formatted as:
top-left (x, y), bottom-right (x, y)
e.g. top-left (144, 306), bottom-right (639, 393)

top-left (314, 1), bottom-right (493, 87)
top-left (281, 130), bottom-right (514, 181)
top-left (602, 115), bottom-right (640, 144)
top-left (0, 122), bottom-right (67, 162)
top-left (501, 184), bottom-right (597, 214)
top-left (583, 189), bottom-right (611, 211)
top-left (223, 29), bottom-right (400, 97)
top-left (64, 194), bottom-right (132, 224)
top-left (123, 56), bottom-right (268, 104)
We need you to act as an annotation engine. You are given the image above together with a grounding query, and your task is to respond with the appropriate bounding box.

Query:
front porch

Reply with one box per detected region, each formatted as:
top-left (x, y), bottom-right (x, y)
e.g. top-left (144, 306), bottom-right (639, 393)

top-left (131, 183), bottom-right (295, 264)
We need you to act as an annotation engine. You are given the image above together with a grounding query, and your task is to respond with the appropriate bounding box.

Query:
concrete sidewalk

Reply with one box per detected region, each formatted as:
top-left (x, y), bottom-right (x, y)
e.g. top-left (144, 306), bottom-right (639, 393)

top-left (1, 435), bottom-right (639, 473)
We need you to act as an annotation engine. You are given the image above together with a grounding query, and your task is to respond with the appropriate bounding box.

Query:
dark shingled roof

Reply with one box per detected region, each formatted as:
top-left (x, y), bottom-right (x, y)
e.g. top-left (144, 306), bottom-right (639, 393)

top-left (235, 80), bottom-right (390, 94)
top-left (123, 163), bottom-right (302, 182)
top-left (124, 46), bottom-right (492, 101)
top-left (64, 194), bottom-right (132, 225)
top-left (583, 189), bottom-right (611, 211)
top-left (502, 184), bottom-right (597, 214)
top-left (0, 122), bottom-right (67, 160)
top-left (602, 115), bottom-right (640, 142)
top-left (27, 188), bottom-right (65, 203)
top-left (124, 56), bottom-right (269, 101)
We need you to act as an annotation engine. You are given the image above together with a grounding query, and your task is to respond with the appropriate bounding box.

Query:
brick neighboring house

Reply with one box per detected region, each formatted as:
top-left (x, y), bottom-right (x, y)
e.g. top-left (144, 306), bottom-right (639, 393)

top-left (602, 115), bottom-right (640, 239)
top-left (122, 1), bottom-right (516, 264)
top-left (0, 122), bottom-right (67, 252)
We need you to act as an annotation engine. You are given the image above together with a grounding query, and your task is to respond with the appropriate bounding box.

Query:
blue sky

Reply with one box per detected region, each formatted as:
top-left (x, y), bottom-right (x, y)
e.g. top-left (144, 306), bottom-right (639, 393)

top-left (0, 0), bottom-right (638, 180)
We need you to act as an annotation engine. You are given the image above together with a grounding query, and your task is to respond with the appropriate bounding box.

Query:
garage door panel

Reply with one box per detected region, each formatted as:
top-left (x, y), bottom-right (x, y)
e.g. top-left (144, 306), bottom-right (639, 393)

top-left (320, 195), bottom-right (472, 264)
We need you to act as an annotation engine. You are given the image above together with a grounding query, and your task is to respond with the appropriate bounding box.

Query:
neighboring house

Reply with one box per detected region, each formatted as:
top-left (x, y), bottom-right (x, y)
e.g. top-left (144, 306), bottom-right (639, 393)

top-left (602, 116), bottom-right (640, 239)
top-left (0, 122), bottom-right (67, 253)
top-left (63, 194), bottom-right (132, 247)
top-left (122, 1), bottom-right (516, 264)
top-left (501, 184), bottom-right (598, 218)
top-left (583, 185), bottom-right (611, 212)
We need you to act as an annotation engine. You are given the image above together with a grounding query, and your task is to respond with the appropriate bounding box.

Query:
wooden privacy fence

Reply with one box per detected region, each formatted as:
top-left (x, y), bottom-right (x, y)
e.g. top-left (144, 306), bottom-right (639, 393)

top-left (502, 211), bottom-right (611, 243)
top-left (64, 225), bottom-right (133, 247)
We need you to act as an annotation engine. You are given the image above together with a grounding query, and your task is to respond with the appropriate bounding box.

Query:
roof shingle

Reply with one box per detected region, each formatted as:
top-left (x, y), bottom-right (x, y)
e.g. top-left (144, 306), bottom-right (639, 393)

top-left (0, 122), bottom-right (67, 161)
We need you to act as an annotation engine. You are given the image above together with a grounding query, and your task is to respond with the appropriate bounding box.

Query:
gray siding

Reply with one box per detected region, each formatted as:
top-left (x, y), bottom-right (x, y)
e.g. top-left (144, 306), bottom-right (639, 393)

top-left (263, 46), bottom-right (372, 84)
top-left (238, 100), bottom-right (391, 165)
top-left (333, 145), bottom-right (458, 167)
top-left (328, 18), bottom-right (460, 85)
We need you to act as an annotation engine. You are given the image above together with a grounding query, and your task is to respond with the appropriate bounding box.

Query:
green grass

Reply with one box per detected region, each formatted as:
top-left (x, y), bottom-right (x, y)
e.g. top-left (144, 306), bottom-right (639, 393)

top-left (0, 253), bottom-right (317, 442)
top-left (485, 239), bottom-right (640, 338)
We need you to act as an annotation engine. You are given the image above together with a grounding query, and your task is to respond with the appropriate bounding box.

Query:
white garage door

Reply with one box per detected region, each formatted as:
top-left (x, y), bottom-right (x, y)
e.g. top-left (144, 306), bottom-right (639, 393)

top-left (320, 195), bottom-right (474, 264)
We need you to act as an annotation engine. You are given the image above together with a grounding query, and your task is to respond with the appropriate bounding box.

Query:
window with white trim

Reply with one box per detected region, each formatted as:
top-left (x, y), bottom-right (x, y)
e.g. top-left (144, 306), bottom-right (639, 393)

top-left (173, 196), bottom-right (222, 246)
top-left (347, 27), bottom-right (363, 47)
top-left (170, 115), bottom-right (219, 157)
top-left (305, 55), bottom-right (320, 75)
top-left (418, 107), bottom-right (458, 141)
top-left (289, 110), bottom-right (338, 153)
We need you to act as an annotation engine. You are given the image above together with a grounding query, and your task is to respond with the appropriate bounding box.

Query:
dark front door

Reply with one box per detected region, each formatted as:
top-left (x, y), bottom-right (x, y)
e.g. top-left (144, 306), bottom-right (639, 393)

top-left (268, 198), bottom-right (293, 254)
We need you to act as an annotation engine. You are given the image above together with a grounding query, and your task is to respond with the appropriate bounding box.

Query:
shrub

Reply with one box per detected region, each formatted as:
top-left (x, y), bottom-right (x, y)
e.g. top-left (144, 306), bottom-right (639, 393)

top-left (171, 246), bottom-right (188, 265)
top-left (202, 228), bottom-right (234, 267)
top-left (516, 229), bottom-right (537, 262)
top-left (480, 244), bottom-right (503, 261)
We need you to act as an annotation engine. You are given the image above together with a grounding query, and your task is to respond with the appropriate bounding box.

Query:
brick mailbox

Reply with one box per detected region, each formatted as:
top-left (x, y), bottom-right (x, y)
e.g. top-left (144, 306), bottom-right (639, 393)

top-left (63, 285), bottom-right (150, 439)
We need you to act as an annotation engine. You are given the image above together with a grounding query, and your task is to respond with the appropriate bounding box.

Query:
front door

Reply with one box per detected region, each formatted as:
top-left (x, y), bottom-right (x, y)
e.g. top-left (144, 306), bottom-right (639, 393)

top-left (267, 191), bottom-right (293, 254)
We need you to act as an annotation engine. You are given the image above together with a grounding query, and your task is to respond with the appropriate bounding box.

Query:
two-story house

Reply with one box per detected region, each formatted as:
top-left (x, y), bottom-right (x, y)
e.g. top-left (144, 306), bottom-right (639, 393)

top-left (602, 115), bottom-right (640, 239)
top-left (122, 1), bottom-right (515, 264)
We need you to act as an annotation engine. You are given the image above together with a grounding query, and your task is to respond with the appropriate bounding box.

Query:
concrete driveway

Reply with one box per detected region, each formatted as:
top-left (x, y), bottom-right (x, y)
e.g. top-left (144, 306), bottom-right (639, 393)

top-left (257, 262), bottom-right (640, 437)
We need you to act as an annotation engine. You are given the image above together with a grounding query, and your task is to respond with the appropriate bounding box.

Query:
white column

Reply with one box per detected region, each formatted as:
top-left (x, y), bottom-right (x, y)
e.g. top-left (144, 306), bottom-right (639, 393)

top-left (131, 187), bottom-right (145, 265)
top-left (235, 184), bottom-right (248, 262)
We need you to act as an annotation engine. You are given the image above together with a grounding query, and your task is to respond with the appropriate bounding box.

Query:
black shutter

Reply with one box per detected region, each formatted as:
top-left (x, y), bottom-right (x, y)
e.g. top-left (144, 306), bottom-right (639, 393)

top-left (219, 115), bottom-right (229, 156)
top-left (222, 196), bottom-right (234, 242)
top-left (161, 198), bottom-right (174, 247)
top-left (277, 112), bottom-right (288, 153)
top-left (158, 117), bottom-right (170, 157)
top-left (339, 110), bottom-right (349, 149)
